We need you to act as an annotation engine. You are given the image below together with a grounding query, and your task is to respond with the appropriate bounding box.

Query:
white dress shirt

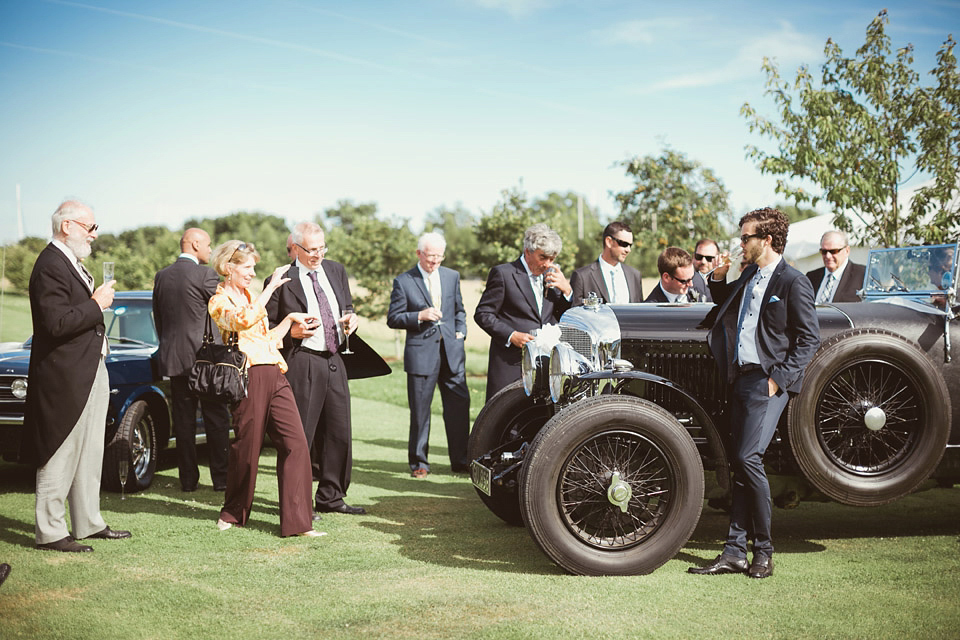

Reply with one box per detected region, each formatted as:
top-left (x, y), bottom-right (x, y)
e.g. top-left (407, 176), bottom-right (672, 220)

top-left (600, 257), bottom-right (629, 304)
top-left (297, 259), bottom-right (343, 352)
top-left (815, 260), bottom-right (848, 304)
top-left (737, 255), bottom-right (781, 366)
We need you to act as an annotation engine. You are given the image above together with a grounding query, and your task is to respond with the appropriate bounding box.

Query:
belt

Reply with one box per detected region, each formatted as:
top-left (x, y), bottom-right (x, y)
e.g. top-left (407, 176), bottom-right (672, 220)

top-left (735, 363), bottom-right (763, 376)
top-left (298, 345), bottom-right (335, 358)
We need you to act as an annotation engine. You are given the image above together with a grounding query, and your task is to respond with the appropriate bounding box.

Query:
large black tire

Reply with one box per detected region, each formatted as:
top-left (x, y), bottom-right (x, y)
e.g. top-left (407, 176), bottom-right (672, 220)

top-left (102, 399), bottom-right (157, 493)
top-left (468, 381), bottom-right (553, 526)
top-left (788, 329), bottom-right (950, 506)
top-left (519, 396), bottom-right (703, 576)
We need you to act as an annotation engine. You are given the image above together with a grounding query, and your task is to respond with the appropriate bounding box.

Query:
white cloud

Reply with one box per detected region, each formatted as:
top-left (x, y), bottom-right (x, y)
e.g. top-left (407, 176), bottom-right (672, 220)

top-left (467, 0), bottom-right (558, 18)
top-left (591, 18), bottom-right (695, 46)
top-left (636, 20), bottom-right (822, 94)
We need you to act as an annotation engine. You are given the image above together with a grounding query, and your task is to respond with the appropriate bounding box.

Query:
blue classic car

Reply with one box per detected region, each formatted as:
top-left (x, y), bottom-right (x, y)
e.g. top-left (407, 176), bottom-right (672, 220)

top-left (0, 291), bottom-right (176, 492)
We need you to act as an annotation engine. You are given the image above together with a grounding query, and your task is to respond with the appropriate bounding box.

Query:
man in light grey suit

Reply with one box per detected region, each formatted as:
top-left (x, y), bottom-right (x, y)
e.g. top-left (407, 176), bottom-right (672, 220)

top-left (387, 232), bottom-right (470, 478)
top-left (570, 221), bottom-right (644, 305)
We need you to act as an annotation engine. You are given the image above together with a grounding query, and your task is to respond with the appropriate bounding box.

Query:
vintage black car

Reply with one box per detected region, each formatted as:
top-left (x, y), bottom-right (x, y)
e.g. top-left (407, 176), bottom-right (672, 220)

top-left (0, 291), bottom-right (177, 493)
top-left (469, 244), bottom-right (960, 576)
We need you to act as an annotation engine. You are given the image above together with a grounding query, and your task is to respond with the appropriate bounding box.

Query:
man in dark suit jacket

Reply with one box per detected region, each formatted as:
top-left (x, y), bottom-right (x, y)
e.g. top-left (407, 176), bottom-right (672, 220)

top-left (806, 230), bottom-right (866, 303)
top-left (386, 232), bottom-right (469, 478)
top-left (476, 223), bottom-right (572, 401)
top-left (691, 238), bottom-right (719, 303)
top-left (266, 222), bottom-right (366, 515)
top-left (153, 228), bottom-right (231, 492)
top-left (570, 221), bottom-right (643, 305)
top-left (644, 247), bottom-right (700, 303)
top-left (23, 200), bottom-right (131, 552)
top-left (689, 207), bottom-right (820, 580)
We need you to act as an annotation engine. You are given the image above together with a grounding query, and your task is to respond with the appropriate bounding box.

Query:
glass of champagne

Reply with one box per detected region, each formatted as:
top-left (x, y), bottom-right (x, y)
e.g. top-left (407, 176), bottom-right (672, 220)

top-left (119, 458), bottom-right (129, 500)
top-left (103, 261), bottom-right (115, 285)
top-left (340, 315), bottom-right (354, 355)
top-left (706, 246), bottom-right (744, 279)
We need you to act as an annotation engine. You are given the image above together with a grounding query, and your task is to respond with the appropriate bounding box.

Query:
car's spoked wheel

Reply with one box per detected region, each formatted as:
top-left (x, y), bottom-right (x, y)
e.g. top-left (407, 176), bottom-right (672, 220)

top-left (521, 396), bottom-right (703, 575)
top-left (103, 400), bottom-right (157, 492)
top-left (789, 329), bottom-right (950, 506)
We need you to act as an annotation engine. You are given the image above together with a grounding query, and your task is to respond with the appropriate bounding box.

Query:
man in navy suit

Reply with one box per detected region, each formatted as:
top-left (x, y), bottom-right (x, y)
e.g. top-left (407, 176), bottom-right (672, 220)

top-left (644, 247), bottom-right (699, 303)
top-left (475, 223), bottom-right (572, 401)
top-left (153, 228), bottom-right (231, 492)
top-left (387, 232), bottom-right (469, 478)
top-left (266, 222), bottom-right (365, 515)
top-left (805, 230), bottom-right (866, 303)
top-left (689, 207), bottom-right (820, 579)
top-left (24, 200), bottom-right (131, 552)
top-left (570, 221), bottom-right (644, 305)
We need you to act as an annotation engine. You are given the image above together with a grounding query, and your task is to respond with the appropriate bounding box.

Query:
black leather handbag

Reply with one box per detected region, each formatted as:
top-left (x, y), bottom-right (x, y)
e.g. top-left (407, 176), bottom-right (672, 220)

top-left (187, 313), bottom-right (248, 404)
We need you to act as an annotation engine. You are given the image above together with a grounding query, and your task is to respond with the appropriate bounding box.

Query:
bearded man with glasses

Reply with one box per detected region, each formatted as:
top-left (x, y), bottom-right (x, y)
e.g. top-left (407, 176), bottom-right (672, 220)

top-left (689, 207), bottom-right (820, 579)
top-left (805, 230), bottom-right (866, 304)
top-left (645, 247), bottom-right (700, 303)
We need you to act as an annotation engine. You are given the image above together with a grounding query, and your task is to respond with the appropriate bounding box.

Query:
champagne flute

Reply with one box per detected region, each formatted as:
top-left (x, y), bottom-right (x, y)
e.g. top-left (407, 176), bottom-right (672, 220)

top-left (103, 261), bottom-right (115, 284)
top-left (340, 314), bottom-right (354, 355)
top-left (706, 246), bottom-right (744, 279)
top-left (119, 458), bottom-right (129, 500)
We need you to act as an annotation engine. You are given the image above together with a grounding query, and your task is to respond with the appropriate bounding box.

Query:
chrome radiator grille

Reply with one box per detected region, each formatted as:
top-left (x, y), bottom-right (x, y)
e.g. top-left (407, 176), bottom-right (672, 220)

top-left (621, 340), bottom-right (727, 411)
top-left (559, 325), bottom-right (593, 360)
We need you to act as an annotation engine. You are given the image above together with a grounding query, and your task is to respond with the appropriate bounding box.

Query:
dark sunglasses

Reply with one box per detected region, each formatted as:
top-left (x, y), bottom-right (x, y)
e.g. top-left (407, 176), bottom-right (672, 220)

top-left (669, 272), bottom-right (694, 285)
top-left (694, 253), bottom-right (715, 262)
top-left (740, 232), bottom-right (765, 244)
top-left (608, 236), bottom-right (632, 249)
top-left (69, 219), bottom-right (99, 233)
top-left (819, 247), bottom-right (847, 256)
top-left (230, 242), bottom-right (247, 260)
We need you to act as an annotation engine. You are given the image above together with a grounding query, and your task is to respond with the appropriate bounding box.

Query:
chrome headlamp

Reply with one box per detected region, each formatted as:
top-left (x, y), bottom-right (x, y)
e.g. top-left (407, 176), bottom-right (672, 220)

top-left (521, 341), bottom-right (550, 397)
top-left (11, 378), bottom-right (27, 400)
top-left (549, 342), bottom-right (595, 404)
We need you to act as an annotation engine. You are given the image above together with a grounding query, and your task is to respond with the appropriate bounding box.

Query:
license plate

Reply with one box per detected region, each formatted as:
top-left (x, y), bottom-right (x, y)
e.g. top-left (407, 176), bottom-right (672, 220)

top-left (471, 460), bottom-right (492, 496)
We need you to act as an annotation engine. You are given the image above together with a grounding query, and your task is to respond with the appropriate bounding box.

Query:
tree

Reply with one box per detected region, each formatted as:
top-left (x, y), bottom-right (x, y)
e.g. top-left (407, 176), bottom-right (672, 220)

top-left (321, 200), bottom-right (416, 319)
top-left (473, 185), bottom-right (581, 279)
top-left (423, 204), bottom-right (480, 278)
top-left (612, 148), bottom-right (733, 274)
top-left (741, 10), bottom-right (960, 247)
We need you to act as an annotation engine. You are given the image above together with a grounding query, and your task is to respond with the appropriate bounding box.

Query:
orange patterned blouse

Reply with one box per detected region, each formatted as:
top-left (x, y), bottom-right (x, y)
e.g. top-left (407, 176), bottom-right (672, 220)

top-left (208, 284), bottom-right (288, 373)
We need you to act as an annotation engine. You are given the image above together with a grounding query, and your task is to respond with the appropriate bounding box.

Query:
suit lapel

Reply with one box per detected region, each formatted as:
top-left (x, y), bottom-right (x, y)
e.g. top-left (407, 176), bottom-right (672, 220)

top-left (286, 263), bottom-right (309, 311)
top-left (49, 244), bottom-right (93, 293)
top-left (511, 260), bottom-right (540, 320)
top-left (758, 260), bottom-right (787, 319)
top-left (589, 262), bottom-right (612, 303)
top-left (410, 266), bottom-right (432, 309)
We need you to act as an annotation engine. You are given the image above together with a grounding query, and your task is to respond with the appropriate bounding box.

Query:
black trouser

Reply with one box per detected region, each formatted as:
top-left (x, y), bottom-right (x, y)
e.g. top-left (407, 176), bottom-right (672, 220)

top-left (171, 375), bottom-right (231, 489)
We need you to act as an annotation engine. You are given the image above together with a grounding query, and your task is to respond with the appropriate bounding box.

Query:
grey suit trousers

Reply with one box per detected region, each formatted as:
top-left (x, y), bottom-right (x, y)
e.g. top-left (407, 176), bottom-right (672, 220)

top-left (35, 359), bottom-right (109, 543)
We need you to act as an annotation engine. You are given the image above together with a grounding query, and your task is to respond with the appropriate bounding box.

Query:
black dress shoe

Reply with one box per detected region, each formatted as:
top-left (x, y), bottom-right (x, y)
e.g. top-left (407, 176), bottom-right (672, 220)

top-left (213, 483), bottom-right (227, 492)
top-left (317, 503), bottom-right (366, 515)
top-left (182, 485), bottom-right (198, 492)
top-left (312, 512), bottom-right (323, 522)
top-left (687, 554), bottom-right (749, 575)
top-left (85, 527), bottom-right (132, 540)
top-left (748, 555), bottom-right (774, 579)
top-left (37, 536), bottom-right (93, 553)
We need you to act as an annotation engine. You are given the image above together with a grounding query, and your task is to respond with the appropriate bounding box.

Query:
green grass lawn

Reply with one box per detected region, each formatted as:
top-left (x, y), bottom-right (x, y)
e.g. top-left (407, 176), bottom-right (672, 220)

top-left (2, 384), bottom-right (959, 638)
top-left (2, 303), bottom-right (959, 638)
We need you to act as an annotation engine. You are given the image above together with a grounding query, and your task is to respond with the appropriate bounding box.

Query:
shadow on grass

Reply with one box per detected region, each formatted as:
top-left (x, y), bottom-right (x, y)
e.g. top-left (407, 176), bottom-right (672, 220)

top-left (359, 493), bottom-right (562, 575)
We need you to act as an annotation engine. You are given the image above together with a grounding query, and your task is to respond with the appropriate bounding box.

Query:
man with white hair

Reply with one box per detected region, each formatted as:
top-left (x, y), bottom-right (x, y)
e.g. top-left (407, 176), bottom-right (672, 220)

top-left (475, 223), bottom-right (572, 400)
top-left (23, 200), bottom-right (131, 552)
top-left (387, 232), bottom-right (470, 477)
top-left (805, 230), bottom-right (866, 304)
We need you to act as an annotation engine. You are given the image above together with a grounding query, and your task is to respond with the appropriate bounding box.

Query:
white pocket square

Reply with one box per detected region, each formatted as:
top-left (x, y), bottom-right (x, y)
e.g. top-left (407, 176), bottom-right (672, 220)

top-left (769, 295), bottom-right (781, 303)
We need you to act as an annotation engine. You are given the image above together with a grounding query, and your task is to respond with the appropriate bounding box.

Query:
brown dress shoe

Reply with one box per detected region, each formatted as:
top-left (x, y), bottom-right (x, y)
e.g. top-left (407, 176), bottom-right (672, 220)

top-left (412, 468), bottom-right (428, 478)
top-left (37, 536), bottom-right (93, 553)
top-left (84, 527), bottom-right (132, 540)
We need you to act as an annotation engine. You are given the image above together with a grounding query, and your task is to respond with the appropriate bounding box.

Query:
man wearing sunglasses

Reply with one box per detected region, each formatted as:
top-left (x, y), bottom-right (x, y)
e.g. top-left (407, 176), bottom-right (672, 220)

top-left (570, 221), bottom-right (644, 305)
top-left (691, 239), bottom-right (719, 303)
top-left (805, 230), bottom-right (866, 304)
top-left (645, 247), bottom-right (700, 303)
top-left (689, 207), bottom-right (819, 579)
top-left (23, 200), bottom-right (131, 552)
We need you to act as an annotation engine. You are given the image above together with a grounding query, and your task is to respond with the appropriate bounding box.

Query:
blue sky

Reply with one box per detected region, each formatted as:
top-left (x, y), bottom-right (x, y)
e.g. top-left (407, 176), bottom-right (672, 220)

top-left (1, 0), bottom-right (957, 243)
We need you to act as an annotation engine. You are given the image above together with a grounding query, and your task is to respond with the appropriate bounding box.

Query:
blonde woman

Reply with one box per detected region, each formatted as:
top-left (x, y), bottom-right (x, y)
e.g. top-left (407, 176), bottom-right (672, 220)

top-left (208, 240), bottom-right (323, 538)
